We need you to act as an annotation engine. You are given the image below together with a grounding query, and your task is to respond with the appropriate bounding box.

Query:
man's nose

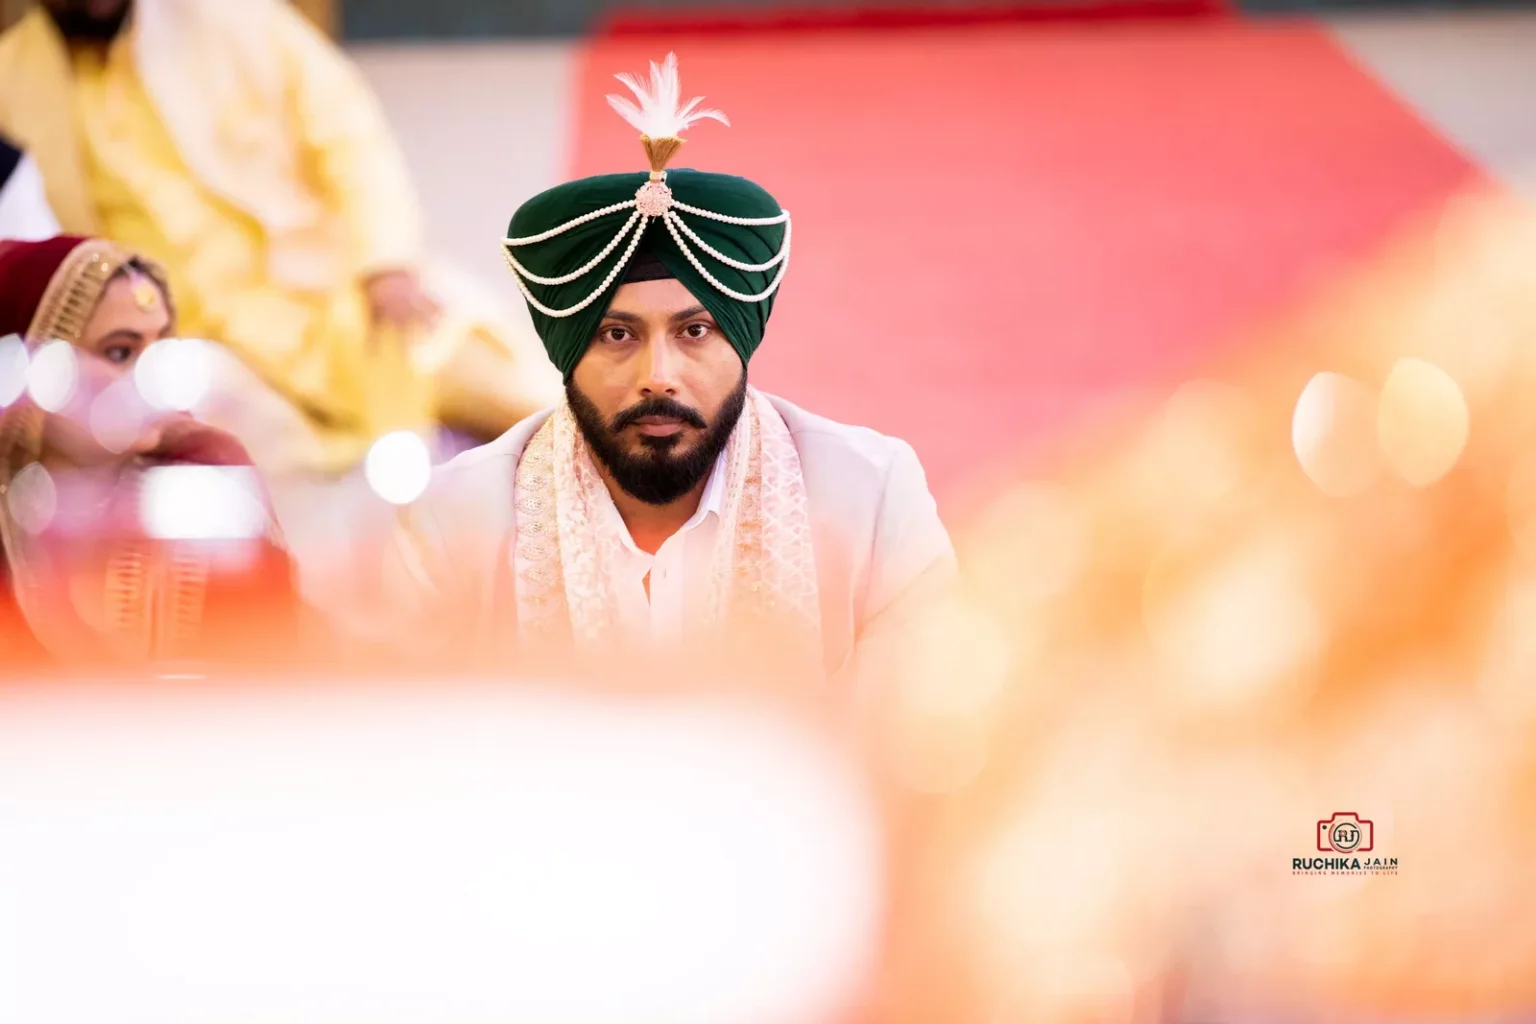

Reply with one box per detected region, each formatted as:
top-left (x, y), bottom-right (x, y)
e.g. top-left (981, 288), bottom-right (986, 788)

top-left (636, 338), bottom-right (682, 397)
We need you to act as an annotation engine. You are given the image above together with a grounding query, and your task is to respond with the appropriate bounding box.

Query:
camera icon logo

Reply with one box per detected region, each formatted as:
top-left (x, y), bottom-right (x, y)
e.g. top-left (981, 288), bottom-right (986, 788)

top-left (1317, 812), bottom-right (1373, 854)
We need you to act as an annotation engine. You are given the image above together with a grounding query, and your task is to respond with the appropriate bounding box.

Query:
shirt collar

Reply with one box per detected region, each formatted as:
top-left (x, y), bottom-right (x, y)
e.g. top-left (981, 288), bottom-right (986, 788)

top-left (606, 448), bottom-right (729, 559)
top-left (687, 449), bottom-right (729, 530)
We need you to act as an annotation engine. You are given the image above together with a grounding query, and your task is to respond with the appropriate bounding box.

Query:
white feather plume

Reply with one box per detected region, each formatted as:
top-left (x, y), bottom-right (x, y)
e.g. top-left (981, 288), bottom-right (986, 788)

top-left (606, 52), bottom-right (729, 139)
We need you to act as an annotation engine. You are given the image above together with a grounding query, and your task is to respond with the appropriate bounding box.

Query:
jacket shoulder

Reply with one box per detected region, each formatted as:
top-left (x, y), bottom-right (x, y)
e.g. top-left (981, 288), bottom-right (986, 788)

top-left (766, 392), bottom-right (922, 483)
top-left (411, 410), bottom-right (550, 530)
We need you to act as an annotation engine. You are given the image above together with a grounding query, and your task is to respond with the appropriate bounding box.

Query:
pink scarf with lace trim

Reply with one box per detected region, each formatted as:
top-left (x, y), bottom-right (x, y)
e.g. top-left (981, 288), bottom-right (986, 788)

top-left (512, 387), bottom-right (820, 653)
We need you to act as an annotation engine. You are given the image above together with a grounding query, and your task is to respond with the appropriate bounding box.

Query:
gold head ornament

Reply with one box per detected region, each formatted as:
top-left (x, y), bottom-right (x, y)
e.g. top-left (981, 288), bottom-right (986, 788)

top-left (131, 276), bottom-right (161, 312)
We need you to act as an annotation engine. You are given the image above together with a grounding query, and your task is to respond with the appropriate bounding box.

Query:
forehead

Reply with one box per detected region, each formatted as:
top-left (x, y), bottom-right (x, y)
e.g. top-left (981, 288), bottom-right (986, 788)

top-left (606, 277), bottom-right (706, 315)
top-left (82, 274), bottom-right (170, 337)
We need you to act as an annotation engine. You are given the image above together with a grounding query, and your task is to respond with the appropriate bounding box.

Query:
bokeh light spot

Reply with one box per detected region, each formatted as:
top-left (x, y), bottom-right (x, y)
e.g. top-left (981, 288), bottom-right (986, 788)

top-left (1293, 372), bottom-right (1379, 498)
top-left (1376, 357), bottom-right (1469, 487)
top-left (26, 341), bottom-right (77, 413)
top-left (0, 335), bottom-right (30, 407)
top-left (6, 463), bottom-right (57, 536)
top-left (365, 431), bottom-right (432, 506)
top-left (135, 338), bottom-right (214, 412)
top-left (140, 466), bottom-right (267, 541)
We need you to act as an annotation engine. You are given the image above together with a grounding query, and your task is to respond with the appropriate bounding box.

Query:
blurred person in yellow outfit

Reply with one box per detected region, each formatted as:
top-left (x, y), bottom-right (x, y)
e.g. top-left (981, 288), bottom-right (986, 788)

top-left (0, 0), bottom-right (559, 483)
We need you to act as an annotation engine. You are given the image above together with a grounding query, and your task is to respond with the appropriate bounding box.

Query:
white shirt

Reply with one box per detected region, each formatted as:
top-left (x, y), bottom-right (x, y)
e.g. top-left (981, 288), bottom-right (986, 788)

top-left (0, 154), bottom-right (61, 242)
top-left (600, 451), bottom-right (727, 644)
top-left (363, 393), bottom-right (958, 675)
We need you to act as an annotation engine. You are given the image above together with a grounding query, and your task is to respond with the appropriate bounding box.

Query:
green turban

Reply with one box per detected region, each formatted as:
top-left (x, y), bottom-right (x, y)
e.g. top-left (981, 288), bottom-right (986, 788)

top-left (504, 169), bottom-right (789, 378)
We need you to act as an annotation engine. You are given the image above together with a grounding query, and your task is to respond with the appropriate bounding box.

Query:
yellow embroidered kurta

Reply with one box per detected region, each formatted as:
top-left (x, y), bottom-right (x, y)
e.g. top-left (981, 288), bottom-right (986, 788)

top-left (0, 6), bottom-right (552, 475)
top-left (68, 35), bottom-right (429, 473)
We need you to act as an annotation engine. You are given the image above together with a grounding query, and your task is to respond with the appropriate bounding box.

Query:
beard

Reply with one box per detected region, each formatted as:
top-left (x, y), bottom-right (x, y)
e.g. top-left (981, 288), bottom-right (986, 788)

top-left (567, 373), bottom-right (748, 507)
top-left (44, 1), bottom-right (131, 42)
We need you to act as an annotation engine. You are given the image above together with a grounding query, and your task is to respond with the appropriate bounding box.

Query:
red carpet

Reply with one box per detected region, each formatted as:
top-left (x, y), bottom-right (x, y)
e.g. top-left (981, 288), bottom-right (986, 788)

top-left (569, 21), bottom-right (1483, 503)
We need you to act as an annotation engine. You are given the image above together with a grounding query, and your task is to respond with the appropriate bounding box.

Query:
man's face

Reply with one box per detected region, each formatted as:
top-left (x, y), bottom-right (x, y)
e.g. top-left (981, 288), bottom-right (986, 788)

top-left (42, 0), bottom-right (132, 42)
top-left (568, 277), bottom-right (747, 506)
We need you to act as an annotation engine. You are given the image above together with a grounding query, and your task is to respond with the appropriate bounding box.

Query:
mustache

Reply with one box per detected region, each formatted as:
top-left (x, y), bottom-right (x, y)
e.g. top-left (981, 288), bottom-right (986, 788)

top-left (610, 396), bottom-right (707, 432)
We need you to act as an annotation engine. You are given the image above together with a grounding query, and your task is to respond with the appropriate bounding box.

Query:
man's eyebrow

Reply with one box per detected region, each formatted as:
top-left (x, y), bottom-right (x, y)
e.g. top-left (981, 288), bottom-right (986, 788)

top-left (669, 305), bottom-right (709, 323)
top-left (600, 310), bottom-right (643, 323)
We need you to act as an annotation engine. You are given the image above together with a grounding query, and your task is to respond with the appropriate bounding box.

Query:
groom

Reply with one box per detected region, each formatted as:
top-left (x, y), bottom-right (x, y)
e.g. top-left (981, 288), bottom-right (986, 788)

top-left (372, 57), bottom-right (956, 679)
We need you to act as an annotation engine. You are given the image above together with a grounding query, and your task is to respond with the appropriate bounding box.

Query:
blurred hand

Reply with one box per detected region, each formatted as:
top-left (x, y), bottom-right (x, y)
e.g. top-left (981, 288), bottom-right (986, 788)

top-left (364, 269), bottom-right (441, 334)
top-left (147, 416), bottom-right (254, 467)
top-left (21, 344), bottom-right (250, 471)
top-left (29, 344), bottom-right (152, 468)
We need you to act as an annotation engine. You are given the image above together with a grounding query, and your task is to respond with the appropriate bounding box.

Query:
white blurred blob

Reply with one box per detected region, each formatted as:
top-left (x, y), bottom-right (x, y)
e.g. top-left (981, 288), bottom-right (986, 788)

top-left (1292, 371), bottom-right (1379, 498)
top-left (1342, 689), bottom-right (1498, 837)
top-left (25, 340), bottom-right (77, 413)
top-left (1155, 379), bottom-right (1253, 502)
top-left (1145, 537), bottom-right (1323, 710)
top-left (134, 337), bottom-right (213, 412)
top-left (977, 708), bottom-right (1179, 1020)
top-left (0, 687), bottom-right (880, 1024)
top-left (140, 465), bottom-right (267, 541)
top-left (886, 599), bottom-right (1015, 791)
top-left (980, 802), bottom-right (1135, 971)
top-left (365, 430), bottom-right (432, 506)
top-left (993, 956), bottom-right (1138, 1024)
top-left (1376, 357), bottom-right (1469, 487)
top-left (88, 378), bottom-right (153, 454)
top-left (5, 462), bottom-right (57, 535)
top-left (0, 334), bottom-right (29, 406)
top-left (896, 600), bottom-right (1014, 722)
top-left (1507, 455), bottom-right (1536, 563)
top-left (1478, 575), bottom-right (1536, 726)
top-left (1412, 274), bottom-right (1515, 406)
top-left (971, 480), bottom-right (1092, 606)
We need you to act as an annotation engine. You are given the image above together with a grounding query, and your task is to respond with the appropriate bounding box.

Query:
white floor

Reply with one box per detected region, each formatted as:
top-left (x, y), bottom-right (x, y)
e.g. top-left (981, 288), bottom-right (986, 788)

top-left (352, 13), bottom-right (1536, 299)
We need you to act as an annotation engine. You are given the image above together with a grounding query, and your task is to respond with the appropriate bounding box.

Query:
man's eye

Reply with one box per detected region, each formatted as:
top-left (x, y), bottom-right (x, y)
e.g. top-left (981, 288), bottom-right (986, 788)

top-left (682, 323), bottom-right (712, 339)
top-left (599, 327), bottom-right (631, 343)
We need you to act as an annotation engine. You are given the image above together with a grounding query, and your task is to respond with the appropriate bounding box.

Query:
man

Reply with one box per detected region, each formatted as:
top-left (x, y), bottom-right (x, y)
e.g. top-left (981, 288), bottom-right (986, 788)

top-left (0, 0), bottom-right (559, 480)
top-left (370, 55), bottom-right (956, 679)
top-left (0, 131), bottom-right (60, 240)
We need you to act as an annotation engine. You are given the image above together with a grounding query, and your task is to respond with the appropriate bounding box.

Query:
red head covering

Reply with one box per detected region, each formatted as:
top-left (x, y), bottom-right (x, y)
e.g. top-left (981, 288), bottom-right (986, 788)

top-left (0, 235), bottom-right (93, 339)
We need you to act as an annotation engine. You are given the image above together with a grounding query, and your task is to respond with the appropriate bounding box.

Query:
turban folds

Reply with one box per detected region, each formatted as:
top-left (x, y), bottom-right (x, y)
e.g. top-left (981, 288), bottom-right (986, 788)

top-left (505, 169), bottom-right (788, 377)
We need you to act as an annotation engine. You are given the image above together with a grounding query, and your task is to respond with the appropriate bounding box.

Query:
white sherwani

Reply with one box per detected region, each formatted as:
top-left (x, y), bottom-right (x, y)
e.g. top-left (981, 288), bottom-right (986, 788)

top-left (370, 393), bottom-right (957, 677)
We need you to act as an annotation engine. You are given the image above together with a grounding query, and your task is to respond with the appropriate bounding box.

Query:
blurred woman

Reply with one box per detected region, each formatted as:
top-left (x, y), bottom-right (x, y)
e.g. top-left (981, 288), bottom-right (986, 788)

top-left (0, 234), bottom-right (298, 669)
